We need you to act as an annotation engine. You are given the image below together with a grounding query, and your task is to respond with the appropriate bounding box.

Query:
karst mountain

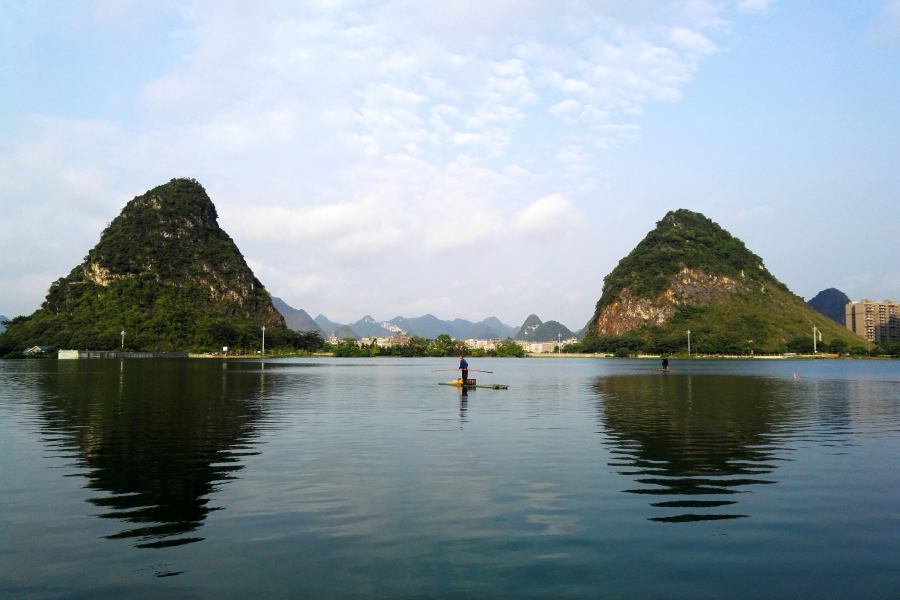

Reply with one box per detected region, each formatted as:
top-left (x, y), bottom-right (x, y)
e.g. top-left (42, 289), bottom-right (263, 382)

top-left (587, 209), bottom-right (865, 353)
top-left (0, 178), bottom-right (293, 354)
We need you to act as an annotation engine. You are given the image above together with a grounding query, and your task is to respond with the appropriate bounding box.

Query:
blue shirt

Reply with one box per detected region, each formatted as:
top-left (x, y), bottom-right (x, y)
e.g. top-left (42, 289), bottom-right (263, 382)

top-left (460, 359), bottom-right (468, 369)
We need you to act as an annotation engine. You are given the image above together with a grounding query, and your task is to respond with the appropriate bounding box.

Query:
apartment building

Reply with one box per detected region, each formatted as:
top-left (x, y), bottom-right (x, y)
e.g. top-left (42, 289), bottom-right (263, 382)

top-left (846, 299), bottom-right (900, 344)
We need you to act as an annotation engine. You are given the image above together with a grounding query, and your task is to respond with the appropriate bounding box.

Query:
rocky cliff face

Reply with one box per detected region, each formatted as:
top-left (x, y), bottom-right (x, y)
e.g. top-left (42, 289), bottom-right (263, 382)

top-left (595, 268), bottom-right (754, 335)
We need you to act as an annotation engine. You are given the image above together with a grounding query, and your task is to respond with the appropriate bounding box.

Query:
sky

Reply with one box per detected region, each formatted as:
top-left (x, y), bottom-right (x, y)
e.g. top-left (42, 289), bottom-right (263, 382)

top-left (1, 0), bottom-right (898, 330)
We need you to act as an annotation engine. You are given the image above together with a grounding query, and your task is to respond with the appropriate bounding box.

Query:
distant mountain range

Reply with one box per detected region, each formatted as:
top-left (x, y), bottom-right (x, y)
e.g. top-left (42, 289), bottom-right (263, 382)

top-left (0, 316), bottom-right (8, 333)
top-left (807, 288), bottom-right (850, 326)
top-left (388, 314), bottom-right (518, 340)
top-left (274, 300), bottom-right (522, 341)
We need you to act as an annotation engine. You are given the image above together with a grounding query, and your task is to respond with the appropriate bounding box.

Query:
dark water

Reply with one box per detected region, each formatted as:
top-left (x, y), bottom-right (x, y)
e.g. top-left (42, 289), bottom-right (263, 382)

top-left (1, 357), bottom-right (899, 599)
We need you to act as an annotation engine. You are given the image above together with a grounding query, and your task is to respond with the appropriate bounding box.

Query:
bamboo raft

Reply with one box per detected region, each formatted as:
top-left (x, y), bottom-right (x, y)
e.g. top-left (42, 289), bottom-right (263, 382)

top-left (439, 379), bottom-right (509, 390)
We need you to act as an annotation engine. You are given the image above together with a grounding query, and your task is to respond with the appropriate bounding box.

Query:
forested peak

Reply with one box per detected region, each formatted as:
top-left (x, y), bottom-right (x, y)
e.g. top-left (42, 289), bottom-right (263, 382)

top-left (809, 288), bottom-right (850, 303)
top-left (808, 288), bottom-right (851, 325)
top-left (514, 314), bottom-right (543, 340)
top-left (112, 178), bottom-right (218, 234)
top-left (73, 177), bottom-right (253, 287)
top-left (520, 314), bottom-right (542, 329)
top-left (596, 209), bottom-right (780, 309)
top-left (1, 178), bottom-right (288, 354)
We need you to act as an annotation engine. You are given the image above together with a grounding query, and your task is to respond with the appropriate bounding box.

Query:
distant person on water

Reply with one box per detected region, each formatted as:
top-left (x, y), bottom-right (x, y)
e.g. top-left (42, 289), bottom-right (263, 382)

top-left (458, 355), bottom-right (468, 384)
top-left (662, 358), bottom-right (669, 371)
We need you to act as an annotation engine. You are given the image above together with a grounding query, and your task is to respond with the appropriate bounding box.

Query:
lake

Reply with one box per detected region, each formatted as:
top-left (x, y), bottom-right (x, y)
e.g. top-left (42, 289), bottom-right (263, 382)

top-left (1, 357), bottom-right (898, 599)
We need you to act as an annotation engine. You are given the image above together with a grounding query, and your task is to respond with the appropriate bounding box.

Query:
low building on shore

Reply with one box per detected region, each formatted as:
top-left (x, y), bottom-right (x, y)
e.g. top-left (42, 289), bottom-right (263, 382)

top-left (512, 338), bottom-right (579, 353)
top-left (464, 338), bottom-right (502, 351)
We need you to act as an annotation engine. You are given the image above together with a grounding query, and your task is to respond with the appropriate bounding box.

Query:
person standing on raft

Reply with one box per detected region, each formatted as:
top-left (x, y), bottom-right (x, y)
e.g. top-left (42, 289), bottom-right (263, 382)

top-left (458, 355), bottom-right (469, 384)
top-left (662, 357), bottom-right (669, 371)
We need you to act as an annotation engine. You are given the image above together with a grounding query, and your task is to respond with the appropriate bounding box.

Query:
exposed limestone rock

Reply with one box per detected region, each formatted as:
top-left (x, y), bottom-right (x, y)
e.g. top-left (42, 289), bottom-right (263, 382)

top-left (595, 268), bottom-right (753, 336)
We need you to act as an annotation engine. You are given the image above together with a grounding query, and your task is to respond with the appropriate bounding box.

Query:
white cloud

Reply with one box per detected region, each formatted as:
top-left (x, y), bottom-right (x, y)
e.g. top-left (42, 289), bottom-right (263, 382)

top-left (738, 0), bottom-right (776, 13)
top-left (515, 194), bottom-right (582, 239)
top-left (0, 0), bottom-right (769, 324)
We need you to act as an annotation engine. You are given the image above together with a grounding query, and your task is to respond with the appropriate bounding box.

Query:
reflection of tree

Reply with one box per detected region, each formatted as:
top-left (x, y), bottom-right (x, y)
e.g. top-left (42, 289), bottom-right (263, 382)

top-left (594, 374), bottom-right (796, 523)
top-left (37, 360), bottom-right (274, 548)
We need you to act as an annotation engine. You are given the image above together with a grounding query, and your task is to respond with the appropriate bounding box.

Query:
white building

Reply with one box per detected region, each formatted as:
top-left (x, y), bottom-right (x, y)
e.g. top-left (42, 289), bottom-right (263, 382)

top-left (513, 338), bottom-right (580, 353)
top-left (464, 338), bottom-right (502, 351)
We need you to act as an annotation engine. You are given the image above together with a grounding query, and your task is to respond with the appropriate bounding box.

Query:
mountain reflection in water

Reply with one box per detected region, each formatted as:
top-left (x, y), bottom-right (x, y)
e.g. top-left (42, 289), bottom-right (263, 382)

top-left (35, 360), bottom-right (276, 549)
top-left (594, 374), bottom-right (798, 523)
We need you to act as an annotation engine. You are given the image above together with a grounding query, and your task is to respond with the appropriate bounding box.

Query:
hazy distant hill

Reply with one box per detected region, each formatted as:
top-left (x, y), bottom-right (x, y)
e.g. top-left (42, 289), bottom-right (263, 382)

top-left (807, 288), bottom-right (850, 326)
top-left (387, 314), bottom-right (515, 340)
top-left (574, 322), bottom-right (590, 341)
top-left (0, 316), bottom-right (8, 334)
top-left (0, 178), bottom-right (291, 355)
top-left (480, 317), bottom-right (518, 339)
top-left (387, 315), bottom-right (446, 338)
top-left (351, 316), bottom-right (397, 338)
top-left (314, 315), bottom-right (360, 340)
top-left (314, 314), bottom-right (342, 335)
top-left (587, 209), bottom-right (866, 353)
top-left (334, 325), bottom-right (359, 340)
top-left (271, 297), bottom-right (323, 333)
top-left (467, 322), bottom-right (498, 340)
top-left (514, 315), bottom-right (576, 342)
top-left (313, 313), bottom-right (516, 340)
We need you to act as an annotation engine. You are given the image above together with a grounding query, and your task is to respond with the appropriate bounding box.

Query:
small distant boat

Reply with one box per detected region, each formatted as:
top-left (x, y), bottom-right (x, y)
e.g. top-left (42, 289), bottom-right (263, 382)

top-left (439, 378), bottom-right (509, 390)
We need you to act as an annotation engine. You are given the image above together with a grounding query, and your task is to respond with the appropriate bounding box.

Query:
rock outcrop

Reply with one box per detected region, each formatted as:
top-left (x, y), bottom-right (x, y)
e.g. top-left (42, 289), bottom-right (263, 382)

top-left (595, 268), bottom-right (753, 335)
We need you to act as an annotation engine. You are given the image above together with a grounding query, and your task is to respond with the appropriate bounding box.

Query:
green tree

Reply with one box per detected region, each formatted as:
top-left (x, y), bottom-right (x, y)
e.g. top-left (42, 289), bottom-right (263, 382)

top-left (786, 336), bottom-right (814, 354)
top-left (495, 340), bottom-right (525, 357)
top-left (828, 338), bottom-right (849, 354)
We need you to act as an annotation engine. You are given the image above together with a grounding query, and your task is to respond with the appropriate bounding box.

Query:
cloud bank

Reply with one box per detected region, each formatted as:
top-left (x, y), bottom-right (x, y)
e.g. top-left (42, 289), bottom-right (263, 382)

top-left (1, 1), bottom-right (769, 325)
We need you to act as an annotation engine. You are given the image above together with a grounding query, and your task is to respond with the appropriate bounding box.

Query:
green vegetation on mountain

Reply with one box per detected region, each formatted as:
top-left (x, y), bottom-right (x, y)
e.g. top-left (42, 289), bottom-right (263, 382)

top-left (0, 178), bottom-right (322, 356)
top-left (511, 314), bottom-right (577, 343)
top-left (579, 209), bottom-right (872, 355)
top-left (574, 285), bottom-right (871, 355)
top-left (515, 314), bottom-right (543, 339)
top-left (594, 209), bottom-right (779, 314)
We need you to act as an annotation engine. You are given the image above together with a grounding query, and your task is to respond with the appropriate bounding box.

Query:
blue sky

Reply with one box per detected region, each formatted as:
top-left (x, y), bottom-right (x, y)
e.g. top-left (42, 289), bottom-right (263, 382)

top-left (1, 0), bottom-right (898, 329)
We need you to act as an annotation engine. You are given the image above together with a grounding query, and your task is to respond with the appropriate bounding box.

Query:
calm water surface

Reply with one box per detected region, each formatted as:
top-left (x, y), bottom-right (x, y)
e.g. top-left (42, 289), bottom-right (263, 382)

top-left (1, 357), bottom-right (898, 599)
